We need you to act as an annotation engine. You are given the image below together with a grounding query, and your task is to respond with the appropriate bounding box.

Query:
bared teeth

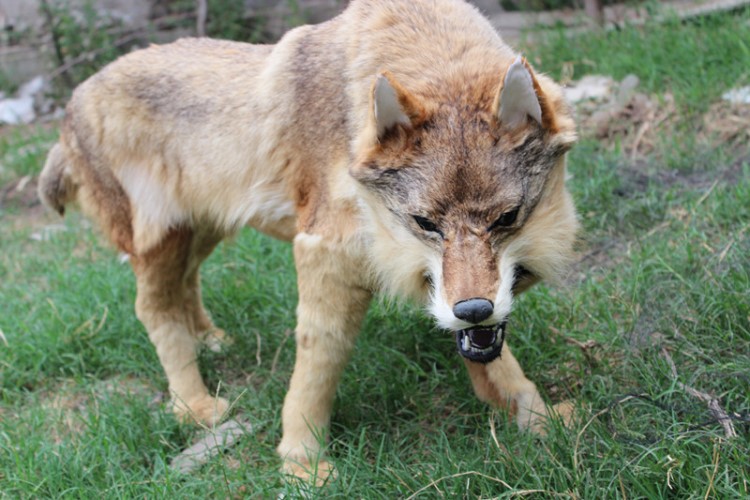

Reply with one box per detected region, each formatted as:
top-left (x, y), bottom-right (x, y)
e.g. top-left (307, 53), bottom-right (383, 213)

top-left (454, 322), bottom-right (507, 363)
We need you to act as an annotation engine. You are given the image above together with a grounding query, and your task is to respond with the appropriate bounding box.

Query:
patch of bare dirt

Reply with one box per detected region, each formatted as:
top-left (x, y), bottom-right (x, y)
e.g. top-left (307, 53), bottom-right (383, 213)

top-left (700, 100), bottom-right (750, 145)
top-left (572, 75), bottom-right (750, 163)
top-left (1, 175), bottom-right (39, 208)
top-left (0, 175), bottom-right (60, 231)
top-left (564, 76), bottom-right (750, 282)
top-left (566, 238), bottom-right (631, 284)
top-left (29, 376), bottom-right (163, 444)
top-left (567, 74), bottom-right (678, 159)
top-left (618, 152), bottom-right (748, 202)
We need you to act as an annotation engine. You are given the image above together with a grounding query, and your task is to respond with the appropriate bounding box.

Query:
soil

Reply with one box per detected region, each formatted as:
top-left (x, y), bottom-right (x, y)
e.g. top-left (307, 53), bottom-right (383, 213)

top-left (0, 175), bottom-right (58, 230)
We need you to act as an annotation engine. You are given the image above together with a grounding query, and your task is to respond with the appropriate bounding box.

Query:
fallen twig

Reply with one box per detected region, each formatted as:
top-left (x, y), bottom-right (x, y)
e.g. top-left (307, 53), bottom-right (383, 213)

top-left (630, 121), bottom-right (650, 161)
top-left (169, 418), bottom-right (253, 474)
top-left (48, 32), bottom-right (143, 82)
top-left (405, 470), bottom-right (563, 500)
top-left (660, 347), bottom-right (737, 439)
top-left (488, 410), bottom-right (510, 458)
top-left (271, 329), bottom-right (293, 374)
top-left (717, 240), bottom-right (734, 263)
top-left (695, 180), bottom-right (719, 207)
top-left (645, 220), bottom-right (671, 238)
top-left (563, 336), bottom-right (599, 351)
top-left (255, 330), bottom-right (262, 366)
top-left (704, 440), bottom-right (721, 500)
top-left (550, 326), bottom-right (600, 364)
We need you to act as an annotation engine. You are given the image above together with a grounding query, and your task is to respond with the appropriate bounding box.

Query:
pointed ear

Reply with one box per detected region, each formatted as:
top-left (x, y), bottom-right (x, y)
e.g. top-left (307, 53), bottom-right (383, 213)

top-left (372, 71), bottom-right (424, 141)
top-left (496, 56), bottom-right (543, 129)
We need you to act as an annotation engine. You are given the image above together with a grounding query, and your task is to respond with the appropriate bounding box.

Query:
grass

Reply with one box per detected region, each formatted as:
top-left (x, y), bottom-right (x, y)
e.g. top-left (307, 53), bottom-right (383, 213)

top-left (1, 8), bottom-right (750, 498)
top-left (530, 9), bottom-right (750, 116)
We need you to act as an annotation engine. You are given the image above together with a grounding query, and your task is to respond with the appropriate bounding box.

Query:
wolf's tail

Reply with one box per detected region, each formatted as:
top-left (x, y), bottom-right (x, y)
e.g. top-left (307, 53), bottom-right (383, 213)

top-left (38, 143), bottom-right (78, 216)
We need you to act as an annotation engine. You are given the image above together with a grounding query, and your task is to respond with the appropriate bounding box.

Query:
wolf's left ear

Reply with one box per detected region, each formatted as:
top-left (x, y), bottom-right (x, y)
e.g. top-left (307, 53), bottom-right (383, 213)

top-left (495, 56), bottom-right (549, 130)
top-left (372, 72), bottom-right (424, 141)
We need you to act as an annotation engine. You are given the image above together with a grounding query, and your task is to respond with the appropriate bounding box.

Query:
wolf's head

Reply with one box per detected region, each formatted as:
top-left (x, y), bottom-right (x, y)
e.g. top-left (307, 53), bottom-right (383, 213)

top-left (351, 57), bottom-right (578, 363)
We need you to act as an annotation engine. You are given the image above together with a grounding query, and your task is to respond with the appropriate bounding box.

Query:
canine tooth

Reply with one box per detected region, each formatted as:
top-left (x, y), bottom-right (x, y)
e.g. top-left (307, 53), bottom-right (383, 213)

top-left (462, 335), bottom-right (471, 351)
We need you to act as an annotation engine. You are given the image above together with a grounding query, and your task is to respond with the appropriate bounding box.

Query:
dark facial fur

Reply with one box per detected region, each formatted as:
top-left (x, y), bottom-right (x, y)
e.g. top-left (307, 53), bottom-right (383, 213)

top-left (352, 105), bottom-right (567, 249)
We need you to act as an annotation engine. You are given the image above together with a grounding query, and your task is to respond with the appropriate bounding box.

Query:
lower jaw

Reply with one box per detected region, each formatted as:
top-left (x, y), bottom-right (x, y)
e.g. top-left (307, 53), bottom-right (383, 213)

top-left (454, 323), bottom-right (507, 364)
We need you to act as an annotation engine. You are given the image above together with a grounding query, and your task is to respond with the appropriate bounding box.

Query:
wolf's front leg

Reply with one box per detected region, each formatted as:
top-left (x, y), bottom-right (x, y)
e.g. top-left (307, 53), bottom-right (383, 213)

top-left (277, 233), bottom-right (372, 485)
top-left (464, 344), bottom-right (572, 433)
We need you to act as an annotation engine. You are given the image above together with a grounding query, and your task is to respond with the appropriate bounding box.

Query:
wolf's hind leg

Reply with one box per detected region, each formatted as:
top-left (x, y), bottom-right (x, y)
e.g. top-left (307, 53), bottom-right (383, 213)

top-left (186, 273), bottom-right (228, 352)
top-left (464, 344), bottom-right (570, 434)
top-left (132, 227), bottom-right (229, 426)
top-left (184, 228), bottom-right (230, 352)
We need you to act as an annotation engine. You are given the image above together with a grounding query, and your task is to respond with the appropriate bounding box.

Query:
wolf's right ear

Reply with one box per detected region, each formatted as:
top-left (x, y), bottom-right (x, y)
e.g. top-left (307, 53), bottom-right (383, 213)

top-left (496, 57), bottom-right (543, 130)
top-left (371, 72), bottom-right (424, 142)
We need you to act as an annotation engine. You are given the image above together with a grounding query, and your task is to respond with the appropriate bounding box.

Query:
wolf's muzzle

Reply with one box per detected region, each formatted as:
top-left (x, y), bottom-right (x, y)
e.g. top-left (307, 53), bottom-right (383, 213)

top-left (455, 321), bottom-right (507, 363)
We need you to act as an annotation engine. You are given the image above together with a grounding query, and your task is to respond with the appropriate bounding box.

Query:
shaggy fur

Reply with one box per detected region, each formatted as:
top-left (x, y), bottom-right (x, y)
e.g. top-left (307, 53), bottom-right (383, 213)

top-left (39, 0), bottom-right (578, 483)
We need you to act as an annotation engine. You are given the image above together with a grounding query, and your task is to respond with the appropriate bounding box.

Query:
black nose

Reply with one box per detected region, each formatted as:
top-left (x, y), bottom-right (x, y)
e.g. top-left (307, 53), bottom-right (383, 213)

top-left (453, 298), bottom-right (494, 324)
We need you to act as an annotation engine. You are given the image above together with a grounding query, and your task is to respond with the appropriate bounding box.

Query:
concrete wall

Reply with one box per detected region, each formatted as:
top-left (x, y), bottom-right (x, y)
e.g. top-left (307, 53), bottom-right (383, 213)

top-left (0, 0), bottom-right (154, 31)
top-left (0, 0), bottom-right (508, 87)
top-left (0, 1), bottom-right (505, 32)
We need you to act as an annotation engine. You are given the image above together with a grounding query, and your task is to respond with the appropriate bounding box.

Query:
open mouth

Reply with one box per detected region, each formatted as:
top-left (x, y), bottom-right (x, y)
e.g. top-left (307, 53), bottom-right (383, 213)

top-left (455, 321), bottom-right (507, 363)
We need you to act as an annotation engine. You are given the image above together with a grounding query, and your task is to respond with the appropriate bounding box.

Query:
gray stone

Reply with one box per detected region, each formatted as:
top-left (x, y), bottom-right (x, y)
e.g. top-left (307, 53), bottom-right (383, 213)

top-left (17, 75), bottom-right (46, 99)
top-left (0, 96), bottom-right (35, 124)
top-left (722, 86), bottom-right (750, 104)
top-left (614, 74), bottom-right (640, 109)
top-left (563, 75), bottom-right (614, 103)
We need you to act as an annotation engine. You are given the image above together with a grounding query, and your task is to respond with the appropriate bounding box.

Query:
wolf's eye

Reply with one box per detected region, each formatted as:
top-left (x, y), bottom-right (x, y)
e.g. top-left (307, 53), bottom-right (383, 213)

top-left (488, 207), bottom-right (520, 231)
top-left (413, 215), bottom-right (443, 237)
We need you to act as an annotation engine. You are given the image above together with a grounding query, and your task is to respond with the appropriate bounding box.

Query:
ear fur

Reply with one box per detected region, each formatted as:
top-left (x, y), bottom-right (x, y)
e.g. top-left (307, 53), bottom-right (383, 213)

top-left (371, 71), bottom-right (424, 141)
top-left (374, 75), bottom-right (409, 138)
top-left (496, 56), bottom-right (543, 129)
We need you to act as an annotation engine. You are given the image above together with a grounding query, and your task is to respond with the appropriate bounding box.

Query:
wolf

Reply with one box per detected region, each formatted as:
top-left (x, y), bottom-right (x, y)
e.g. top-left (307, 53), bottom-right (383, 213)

top-left (38, 0), bottom-right (578, 483)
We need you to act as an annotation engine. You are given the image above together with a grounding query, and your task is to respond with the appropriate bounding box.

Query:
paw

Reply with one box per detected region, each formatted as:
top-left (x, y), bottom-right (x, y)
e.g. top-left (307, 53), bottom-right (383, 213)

top-left (173, 394), bottom-right (229, 426)
top-left (520, 400), bottom-right (577, 436)
top-left (523, 413), bottom-right (549, 436)
top-left (282, 458), bottom-right (336, 487)
top-left (199, 328), bottom-right (232, 353)
top-left (514, 391), bottom-right (549, 435)
top-left (551, 400), bottom-right (576, 427)
top-left (514, 393), bottom-right (578, 435)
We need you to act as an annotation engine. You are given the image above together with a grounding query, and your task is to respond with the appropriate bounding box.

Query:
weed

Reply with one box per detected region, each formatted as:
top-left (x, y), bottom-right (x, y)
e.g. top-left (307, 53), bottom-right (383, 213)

top-left (39, 0), bottom-right (125, 92)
